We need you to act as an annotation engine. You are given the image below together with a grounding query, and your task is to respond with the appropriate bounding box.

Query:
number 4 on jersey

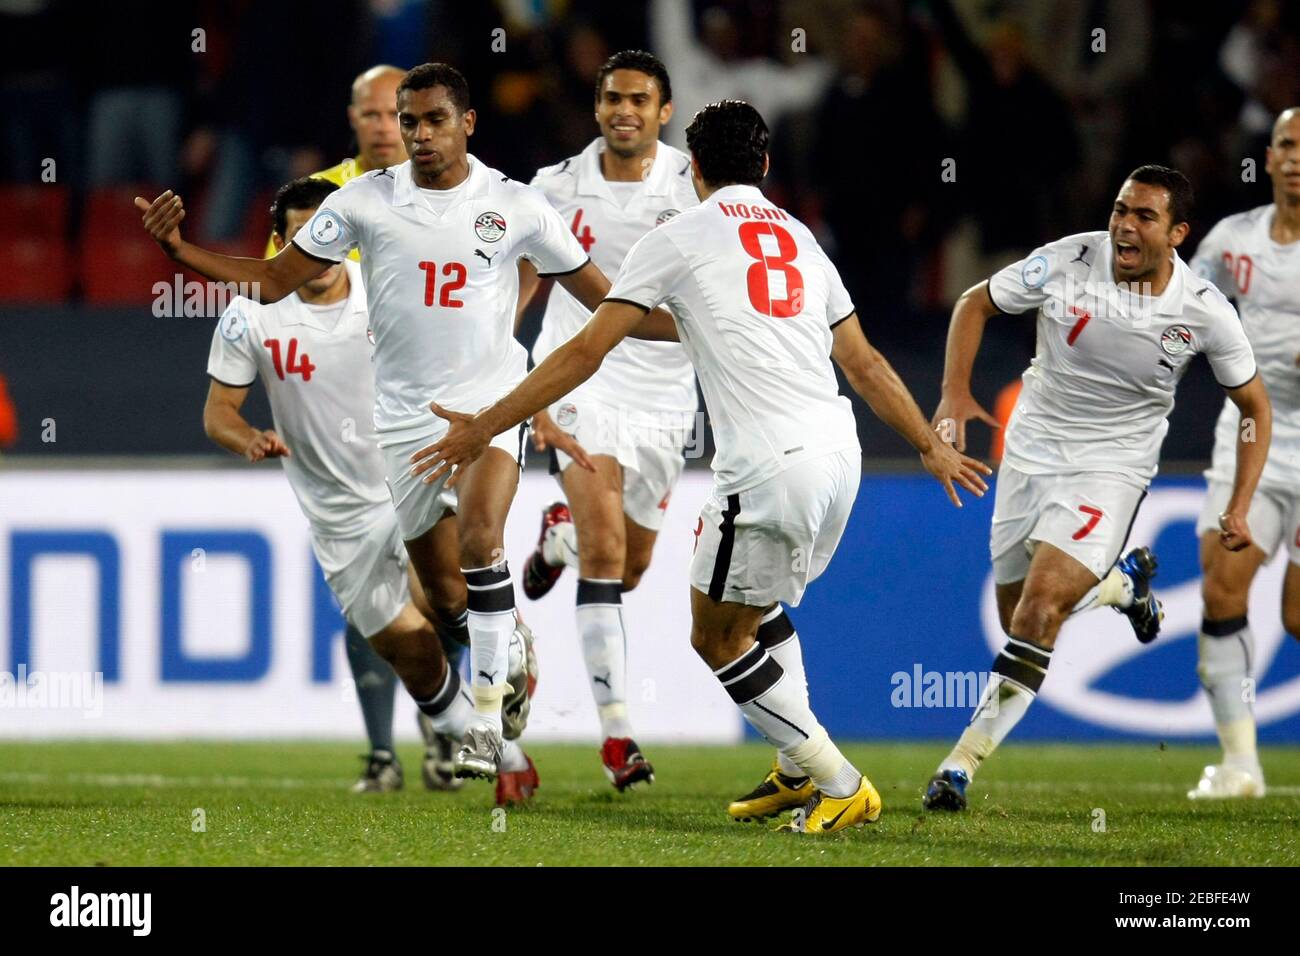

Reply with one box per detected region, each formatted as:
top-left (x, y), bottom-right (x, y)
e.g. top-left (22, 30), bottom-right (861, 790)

top-left (264, 337), bottom-right (315, 381)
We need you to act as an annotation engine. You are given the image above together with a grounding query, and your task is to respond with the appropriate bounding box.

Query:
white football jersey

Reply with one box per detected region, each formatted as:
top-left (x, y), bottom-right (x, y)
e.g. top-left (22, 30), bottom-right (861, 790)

top-left (207, 260), bottom-right (391, 538)
top-left (1191, 204), bottom-right (1300, 491)
top-left (291, 156), bottom-right (589, 438)
top-left (530, 138), bottom-right (700, 416)
top-left (989, 231), bottom-right (1256, 484)
top-left (607, 184), bottom-right (860, 495)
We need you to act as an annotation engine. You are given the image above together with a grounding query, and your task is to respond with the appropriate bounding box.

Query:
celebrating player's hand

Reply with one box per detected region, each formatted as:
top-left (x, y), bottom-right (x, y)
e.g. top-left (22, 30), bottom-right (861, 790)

top-left (410, 403), bottom-right (491, 488)
top-left (1218, 511), bottom-right (1253, 552)
top-left (932, 390), bottom-right (1000, 453)
top-left (133, 190), bottom-right (187, 258)
top-left (920, 440), bottom-right (991, 508)
top-left (529, 409), bottom-right (595, 472)
top-left (244, 429), bottom-right (290, 462)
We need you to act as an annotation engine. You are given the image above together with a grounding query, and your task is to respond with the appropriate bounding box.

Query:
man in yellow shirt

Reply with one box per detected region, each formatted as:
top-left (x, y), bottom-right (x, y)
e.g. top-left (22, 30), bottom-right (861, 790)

top-left (263, 64), bottom-right (406, 259)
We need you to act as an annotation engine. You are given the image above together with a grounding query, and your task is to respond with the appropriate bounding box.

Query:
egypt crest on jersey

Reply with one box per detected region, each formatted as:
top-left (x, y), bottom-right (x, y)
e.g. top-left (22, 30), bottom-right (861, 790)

top-left (987, 230), bottom-right (1256, 484)
top-left (290, 156), bottom-right (589, 436)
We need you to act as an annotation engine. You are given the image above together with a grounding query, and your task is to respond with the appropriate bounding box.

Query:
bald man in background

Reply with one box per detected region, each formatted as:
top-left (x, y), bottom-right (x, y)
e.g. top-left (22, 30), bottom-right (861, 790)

top-left (263, 64), bottom-right (406, 259)
top-left (260, 64), bottom-right (456, 792)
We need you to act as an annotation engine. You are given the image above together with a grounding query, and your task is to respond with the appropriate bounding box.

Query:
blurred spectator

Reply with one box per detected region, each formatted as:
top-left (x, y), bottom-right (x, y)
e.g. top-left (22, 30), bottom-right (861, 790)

top-left (928, 0), bottom-right (1079, 260)
top-left (651, 0), bottom-right (833, 152)
top-left (809, 3), bottom-right (945, 332)
top-left (75, 1), bottom-right (197, 187)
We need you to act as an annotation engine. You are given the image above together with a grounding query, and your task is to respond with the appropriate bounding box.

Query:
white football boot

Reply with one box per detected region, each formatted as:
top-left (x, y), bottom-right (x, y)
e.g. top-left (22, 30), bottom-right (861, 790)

top-left (1187, 763), bottom-right (1266, 800)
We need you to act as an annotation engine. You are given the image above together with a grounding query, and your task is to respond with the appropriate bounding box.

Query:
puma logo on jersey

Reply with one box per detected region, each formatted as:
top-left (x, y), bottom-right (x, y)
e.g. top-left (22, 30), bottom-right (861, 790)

top-left (478, 669), bottom-right (499, 683)
top-left (593, 674), bottom-right (611, 689)
top-left (1071, 244), bottom-right (1091, 265)
top-left (475, 248), bottom-right (499, 266)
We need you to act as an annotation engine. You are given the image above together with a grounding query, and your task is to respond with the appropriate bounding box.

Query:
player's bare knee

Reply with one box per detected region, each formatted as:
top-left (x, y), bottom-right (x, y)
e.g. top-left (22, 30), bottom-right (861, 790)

top-left (1010, 593), bottom-right (1067, 646)
top-left (1202, 578), bottom-right (1246, 622)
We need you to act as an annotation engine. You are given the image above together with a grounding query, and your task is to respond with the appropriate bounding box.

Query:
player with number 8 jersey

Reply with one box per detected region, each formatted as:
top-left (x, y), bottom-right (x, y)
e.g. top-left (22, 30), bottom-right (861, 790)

top-left (408, 101), bottom-right (991, 834)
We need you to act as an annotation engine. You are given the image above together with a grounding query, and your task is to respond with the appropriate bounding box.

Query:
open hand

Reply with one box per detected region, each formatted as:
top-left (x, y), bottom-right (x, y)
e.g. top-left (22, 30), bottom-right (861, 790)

top-left (133, 190), bottom-right (186, 257)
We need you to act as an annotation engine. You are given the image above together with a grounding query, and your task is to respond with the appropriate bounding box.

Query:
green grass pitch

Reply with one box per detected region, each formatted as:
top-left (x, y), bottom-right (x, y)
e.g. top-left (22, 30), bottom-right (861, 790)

top-left (1, 741), bottom-right (1296, 866)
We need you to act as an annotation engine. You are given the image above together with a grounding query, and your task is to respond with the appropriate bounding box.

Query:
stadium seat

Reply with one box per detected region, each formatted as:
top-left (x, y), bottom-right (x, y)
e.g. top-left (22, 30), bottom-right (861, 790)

top-left (0, 185), bottom-right (69, 241)
top-left (0, 236), bottom-right (73, 303)
top-left (79, 185), bottom-right (174, 304)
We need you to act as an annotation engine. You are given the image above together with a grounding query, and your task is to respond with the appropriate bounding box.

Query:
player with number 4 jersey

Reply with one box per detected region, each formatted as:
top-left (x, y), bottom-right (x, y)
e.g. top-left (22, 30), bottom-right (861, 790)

top-left (1183, 107), bottom-right (1300, 801)
top-left (515, 51), bottom-right (701, 791)
top-left (922, 165), bottom-right (1272, 813)
top-left (411, 101), bottom-right (990, 835)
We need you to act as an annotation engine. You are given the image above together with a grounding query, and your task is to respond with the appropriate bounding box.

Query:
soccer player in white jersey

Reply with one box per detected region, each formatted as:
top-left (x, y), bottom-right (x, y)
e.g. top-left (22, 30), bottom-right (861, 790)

top-left (411, 101), bottom-right (991, 835)
top-left (513, 50), bottom-right (700, 790)
top-left (136, 63), bottom-right (620, 780)
top-left (1184, 108), bottom-right (1300, 800)
top-left (202, 178), bottom-right (539, 805)
top-left (921, 165), bottom-right (1273, 812)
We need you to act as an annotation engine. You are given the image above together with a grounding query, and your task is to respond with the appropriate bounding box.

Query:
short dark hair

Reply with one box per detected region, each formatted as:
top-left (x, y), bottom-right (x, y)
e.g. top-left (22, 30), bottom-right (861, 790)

top-left (684, 100), bottom-right (769, 187)
top-left (1124, 164), bottom-right (1194, 226)
top-left (595, 49), bottom-right (672, 106)
top-left (270, 177), bottom-right (340, 238)
top-left (397, 62), bottom-right (471, 114)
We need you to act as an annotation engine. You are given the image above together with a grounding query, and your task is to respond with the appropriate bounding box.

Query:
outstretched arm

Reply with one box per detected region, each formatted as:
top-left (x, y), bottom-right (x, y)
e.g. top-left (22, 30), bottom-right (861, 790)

top-left (135, 190), bottom-right (326, 303)
top-left (932, 280), bottom-right (1004, 451)
top-left (203, 380), bottom-right (290, 462)
top-left (832, 314), bottom-right (990, 507)
top-left (409, 300), bottom-right (651, 485)
top-left (1218, 374), bottom-right (1272, 552)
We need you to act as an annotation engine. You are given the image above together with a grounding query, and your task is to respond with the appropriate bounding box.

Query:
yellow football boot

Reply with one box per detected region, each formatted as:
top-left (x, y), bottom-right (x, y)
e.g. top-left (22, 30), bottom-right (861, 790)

top-left (777, 775), bottom-right (883, 834)
top-left (728, 761), bottom-right (815, 822)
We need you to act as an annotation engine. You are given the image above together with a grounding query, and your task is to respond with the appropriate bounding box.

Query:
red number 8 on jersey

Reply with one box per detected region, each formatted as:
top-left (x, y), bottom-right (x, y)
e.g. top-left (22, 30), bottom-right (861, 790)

top-left (738, 222), bottom-right (804, 318)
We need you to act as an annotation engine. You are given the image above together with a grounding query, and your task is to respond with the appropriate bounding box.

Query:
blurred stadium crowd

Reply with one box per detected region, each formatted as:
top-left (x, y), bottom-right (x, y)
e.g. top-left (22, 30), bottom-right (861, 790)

top-left (1, 0), bottom-right (1297, 456)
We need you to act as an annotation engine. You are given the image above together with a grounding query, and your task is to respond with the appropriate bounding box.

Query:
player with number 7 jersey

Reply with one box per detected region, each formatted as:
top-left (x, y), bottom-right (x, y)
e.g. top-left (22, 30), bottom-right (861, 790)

top-left (920, 165), bottom-right (1272, 814)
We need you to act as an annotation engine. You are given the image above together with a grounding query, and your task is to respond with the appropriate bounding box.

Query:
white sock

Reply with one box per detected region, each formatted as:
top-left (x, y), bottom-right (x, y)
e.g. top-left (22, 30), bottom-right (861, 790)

top-left (1197, 616), bottom-right (1259, 769)
top-left (542, 520), bottom-right (580, 570)
top-left (577, 578), bottom-right (632, 739)
top-left (938, 636), bottom-right (1051, 780)
top-left (756, 606), bottom-right (809, 779)
top-left (1073, 566), bottom-right (1133, 614)
top-left (415, 665), bottom-right (473, 738)
top-left (464, 563), bottom-right (517, 733)
top-left (712, 642), bottom-right (858, 795)
top-left (499, 738), bottom-right (529, 773)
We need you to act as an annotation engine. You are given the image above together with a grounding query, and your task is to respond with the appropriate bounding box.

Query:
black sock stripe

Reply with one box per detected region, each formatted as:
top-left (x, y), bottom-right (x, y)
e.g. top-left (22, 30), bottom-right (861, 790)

top-left (1202, 615), bottom-right (1249, 637)
top-left (707, 493), bottom-right (742, 602)
top-left (463, 565), bottom-right (511, 587)
top-left (724, 655), bottom-right (785, 704)
top-left (756, 610), bottom-right (795, 649)
top-left (751, 699), bottom-right (810, 740)
top-left (1003, 637), bottom-right (1052, 670)
top-left (418, 666), bottom-right (461, 716)
top-left (993, 652), bottom-right (1046, 693)
top-left (467, 585), bottom-right (516, 614)
top-left (714, 643), bottom-right (765, 684)
top-left (577, 578), bottom-right (624, 606)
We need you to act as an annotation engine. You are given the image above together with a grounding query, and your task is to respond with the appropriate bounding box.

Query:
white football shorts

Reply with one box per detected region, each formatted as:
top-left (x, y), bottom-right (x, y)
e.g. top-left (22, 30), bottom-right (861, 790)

top-left (989, 462), bottom-right (1147, 585)
top-left (312, 514), bottom-right (409, 639)
top-left (1196, 479), bottom-right (1300, 564)
top-left (690, 448), bottom-right (860, 608)
top-left (548, 396), bottom-right (693, 532)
